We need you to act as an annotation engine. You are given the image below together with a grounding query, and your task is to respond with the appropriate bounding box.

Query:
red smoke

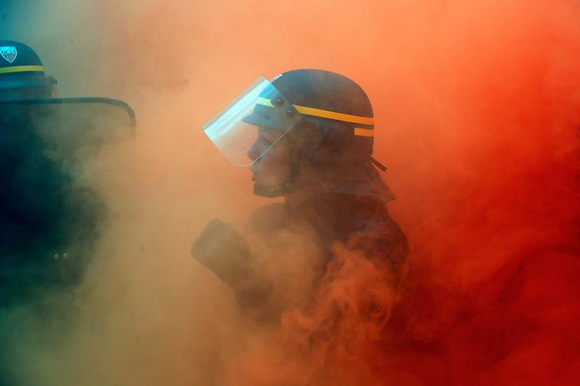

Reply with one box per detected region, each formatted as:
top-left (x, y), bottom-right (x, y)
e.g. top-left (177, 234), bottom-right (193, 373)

top-left (375, 1), bottom-right (580, 384)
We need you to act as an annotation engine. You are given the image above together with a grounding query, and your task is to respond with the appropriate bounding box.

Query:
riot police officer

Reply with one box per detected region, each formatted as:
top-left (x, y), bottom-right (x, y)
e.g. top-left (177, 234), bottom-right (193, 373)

top-left (0, 40), bottom-right (135, 307)
top-left (0, 40), bottom-right (137, 385)
top-left (193, 69), bottom-right (408, 321)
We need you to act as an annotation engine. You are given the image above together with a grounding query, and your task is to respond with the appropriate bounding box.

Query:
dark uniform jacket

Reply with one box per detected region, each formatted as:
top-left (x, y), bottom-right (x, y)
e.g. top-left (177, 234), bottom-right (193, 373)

top-left (192, 192), bottom-right (409, 322)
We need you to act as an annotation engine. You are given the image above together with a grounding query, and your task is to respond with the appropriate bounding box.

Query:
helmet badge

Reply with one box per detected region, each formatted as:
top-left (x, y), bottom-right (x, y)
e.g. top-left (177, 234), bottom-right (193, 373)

top-left (0, 46), bottom-right (18, 63)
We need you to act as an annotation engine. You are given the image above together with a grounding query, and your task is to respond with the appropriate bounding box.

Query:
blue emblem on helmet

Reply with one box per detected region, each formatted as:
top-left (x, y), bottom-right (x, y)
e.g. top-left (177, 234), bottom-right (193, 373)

top-left (0, 46), bottom-right (18, 63)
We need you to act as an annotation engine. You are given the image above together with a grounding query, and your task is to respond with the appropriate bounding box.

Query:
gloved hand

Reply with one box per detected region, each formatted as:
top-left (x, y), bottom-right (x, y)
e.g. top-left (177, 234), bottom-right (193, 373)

top-left (191, 219), bottom-right (252, 287)
top-left (192, 219), bottom-right (276, 322)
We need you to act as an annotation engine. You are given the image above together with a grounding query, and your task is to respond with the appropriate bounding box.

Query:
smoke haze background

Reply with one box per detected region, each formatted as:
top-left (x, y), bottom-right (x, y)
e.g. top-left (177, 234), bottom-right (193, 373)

top-left (1, 0), bottom-right (579, 385)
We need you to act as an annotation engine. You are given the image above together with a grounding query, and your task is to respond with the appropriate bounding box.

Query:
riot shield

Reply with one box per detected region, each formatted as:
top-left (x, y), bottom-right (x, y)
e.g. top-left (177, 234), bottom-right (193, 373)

top-left (0, 97), bottom-right (136, 306)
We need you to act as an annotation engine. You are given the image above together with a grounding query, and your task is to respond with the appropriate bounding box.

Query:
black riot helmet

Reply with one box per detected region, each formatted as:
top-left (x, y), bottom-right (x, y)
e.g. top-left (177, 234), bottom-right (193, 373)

top-left (202, 69), bottom-right (394, 201)
top-left (245, 70), bottom-right (375, 162)
top-left (0, 40), bottom-right (57, 100)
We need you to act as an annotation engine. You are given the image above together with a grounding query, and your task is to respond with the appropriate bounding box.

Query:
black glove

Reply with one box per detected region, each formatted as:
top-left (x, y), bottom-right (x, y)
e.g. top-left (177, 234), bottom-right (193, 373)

top-left (191, 219), bottom-right (252, 287)
top-left (192, 220), bottom-right (274, 321)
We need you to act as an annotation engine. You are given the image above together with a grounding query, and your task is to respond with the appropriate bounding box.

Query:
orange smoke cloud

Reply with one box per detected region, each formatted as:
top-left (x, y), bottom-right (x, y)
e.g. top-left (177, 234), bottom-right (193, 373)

top-left (3, 0), bottom-right (579, 385)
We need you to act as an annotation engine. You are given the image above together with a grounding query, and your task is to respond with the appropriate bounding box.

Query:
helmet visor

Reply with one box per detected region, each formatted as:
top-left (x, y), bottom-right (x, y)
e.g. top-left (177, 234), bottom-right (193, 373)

top-left (201, 76), bottom-right (302, 166)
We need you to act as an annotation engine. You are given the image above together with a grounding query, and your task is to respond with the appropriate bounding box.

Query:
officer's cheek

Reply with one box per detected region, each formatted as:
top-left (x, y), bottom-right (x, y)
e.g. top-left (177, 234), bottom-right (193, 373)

top-left (246, 141), bottom-right (261, 161)
top-left (255, 144), bottom-right (291, 186)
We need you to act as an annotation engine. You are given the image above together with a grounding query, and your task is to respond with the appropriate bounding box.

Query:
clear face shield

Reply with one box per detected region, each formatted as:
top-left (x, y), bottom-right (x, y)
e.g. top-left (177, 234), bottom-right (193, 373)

top-left (201, 76), bottom-right (303, 166)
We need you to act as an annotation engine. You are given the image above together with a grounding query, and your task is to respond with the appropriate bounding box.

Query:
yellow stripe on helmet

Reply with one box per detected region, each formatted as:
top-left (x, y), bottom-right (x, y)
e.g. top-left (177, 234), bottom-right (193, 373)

top-left (256, 97), bottom-right (374, 125)
top-left (0, 65), bottom-right (45, 75)
top-left (354, 127), bottom-right (374, 137)
top-left (293, 105), bottom-right (374, 125)
top-left (256, 97), bottom-right (274, 107)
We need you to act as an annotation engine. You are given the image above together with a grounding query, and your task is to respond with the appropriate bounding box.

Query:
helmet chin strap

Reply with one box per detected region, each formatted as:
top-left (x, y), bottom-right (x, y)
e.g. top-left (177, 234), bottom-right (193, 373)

top-left (254, 132), bottom-right (314, 198)
top-left (253, 181), bottom-right (293, 198)
top-left (252, 135), bottom-right (305, 198)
